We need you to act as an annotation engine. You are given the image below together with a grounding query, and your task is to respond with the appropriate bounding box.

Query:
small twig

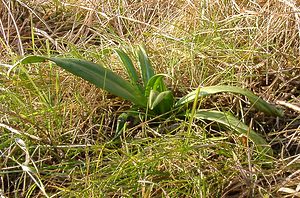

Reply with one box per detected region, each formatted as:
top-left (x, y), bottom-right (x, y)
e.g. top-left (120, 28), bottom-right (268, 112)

top-left (276, 100), bottom-right (300, 113)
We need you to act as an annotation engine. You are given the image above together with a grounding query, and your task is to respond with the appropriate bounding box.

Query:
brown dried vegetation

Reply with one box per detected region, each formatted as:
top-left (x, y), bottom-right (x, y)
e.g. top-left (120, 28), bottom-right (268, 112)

top-left (1, 0), bottom-right (300, 197)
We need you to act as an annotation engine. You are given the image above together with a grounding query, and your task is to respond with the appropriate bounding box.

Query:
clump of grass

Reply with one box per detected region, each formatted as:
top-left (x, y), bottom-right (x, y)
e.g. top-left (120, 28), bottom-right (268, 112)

top-left (1, 0), bottom-right (300, 197)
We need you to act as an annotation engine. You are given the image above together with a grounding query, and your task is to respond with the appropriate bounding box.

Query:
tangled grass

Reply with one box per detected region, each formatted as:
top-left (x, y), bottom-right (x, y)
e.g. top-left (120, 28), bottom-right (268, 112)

top-left (1, 0), bottom-right (300, 197)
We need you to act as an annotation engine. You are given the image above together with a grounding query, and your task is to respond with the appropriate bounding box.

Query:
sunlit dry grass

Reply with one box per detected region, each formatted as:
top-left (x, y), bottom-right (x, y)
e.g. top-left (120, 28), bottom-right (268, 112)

top-left (1, 0), bottom-right (300, 197)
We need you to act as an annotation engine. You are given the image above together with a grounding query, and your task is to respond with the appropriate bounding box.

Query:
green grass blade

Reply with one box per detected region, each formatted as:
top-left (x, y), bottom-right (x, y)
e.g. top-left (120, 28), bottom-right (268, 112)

top-left (15, 55), bottom-right (147, 107)
top-left (193, 110), bottom-right (273, 155)
top-left (137, 45), bottom-right (155, 86)
top-left (114, 49), bottom-right (142, 91)
top-left (175, 85), bottom-right (283, 117)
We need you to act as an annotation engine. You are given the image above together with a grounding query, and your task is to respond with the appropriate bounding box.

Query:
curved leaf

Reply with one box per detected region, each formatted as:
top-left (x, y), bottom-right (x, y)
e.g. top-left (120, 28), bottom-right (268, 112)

top-left (16, 55), bottom-right (147, 107)
top-left (145, 74), bottom-right (174, 114)
top-left (114, 49), bottom-right (142, 92)
top-left (137, 45), bottom-right (155, 86)
top-left (193, 110), bottom-right (273, 155)
top-left (149, 90), bottom-right (173, 110)
top-left (154, 91), bottom-right (174, 114)
top-left (145, 74), bottom-right (170, 97)
top-left (175, 85), bottom-right (283, 117)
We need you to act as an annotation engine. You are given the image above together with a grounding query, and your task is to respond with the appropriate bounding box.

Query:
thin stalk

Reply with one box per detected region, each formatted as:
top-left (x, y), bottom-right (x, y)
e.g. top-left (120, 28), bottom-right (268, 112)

top-left (187, 86), bottom-right (201, 135)
top-left (30, 13), bottom-right (35, 53)
top-left (20, 66), bottom-right (49, 106)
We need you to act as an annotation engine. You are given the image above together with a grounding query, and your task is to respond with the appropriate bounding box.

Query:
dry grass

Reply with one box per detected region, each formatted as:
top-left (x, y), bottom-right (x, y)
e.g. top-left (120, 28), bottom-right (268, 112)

top-left (1, 0), bottom-right (300, 197)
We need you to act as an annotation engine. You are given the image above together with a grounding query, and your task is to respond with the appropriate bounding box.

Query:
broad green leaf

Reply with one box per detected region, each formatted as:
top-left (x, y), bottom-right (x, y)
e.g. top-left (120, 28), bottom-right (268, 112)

top-left (176, 85), bottom-right (283, 117)
top-left (18, 55), bottom-right (47, 64)
top-left (137, 45), bottom-right (155, 86)
top-left (154, 91), bottom-right (174, 114)
top-left (152, 76), bottom-right (167, 91)
top-left (145, 74), bottom-right (169, 97)
top-left (148, 90), bottom-right (172, 110)
top-left (193, 110), bottom-right (273, 155)
top-left (15, 55), bottom-right (147, 107)
top-left (148, 90), bottom-right (159, 110)
top-left (114, 49), bottom-right (142, 92)
top-left (146, 74), bottom-right (174, 114)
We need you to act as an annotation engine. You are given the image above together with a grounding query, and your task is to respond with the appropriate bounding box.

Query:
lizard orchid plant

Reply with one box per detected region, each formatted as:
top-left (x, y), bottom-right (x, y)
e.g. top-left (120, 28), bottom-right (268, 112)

top-left (12, 45), bottom-right (283, 155)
